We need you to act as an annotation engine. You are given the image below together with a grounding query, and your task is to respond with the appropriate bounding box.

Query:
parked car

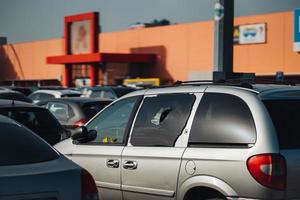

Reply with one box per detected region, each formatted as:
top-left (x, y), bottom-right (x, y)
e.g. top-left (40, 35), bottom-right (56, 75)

top-left (0, 86), bottom-right (34, 96)
top-left (28, 89), bottom-right (81, 103)
top-left (38, 97), bottom-right (113, 129)
top-left (81, 86), bottom-right (136, 100)
top-left (55, 82), bottom-right (300, 200)
top-left (0, 99), bottom-right (69, 145)
top-left (0, 115), bottom-right (98, 200)
top-left (0, 88), bottom-right (32, 103)
top-left (37, 85), bottom-right (67, 90)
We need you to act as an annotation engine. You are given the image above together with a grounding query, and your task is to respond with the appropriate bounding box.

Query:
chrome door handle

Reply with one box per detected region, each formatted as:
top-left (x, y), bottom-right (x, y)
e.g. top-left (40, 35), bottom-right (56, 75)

top-left (106, 159), bottom-right (119, 168)
top-left (123, 160), bottom-right (138, 170)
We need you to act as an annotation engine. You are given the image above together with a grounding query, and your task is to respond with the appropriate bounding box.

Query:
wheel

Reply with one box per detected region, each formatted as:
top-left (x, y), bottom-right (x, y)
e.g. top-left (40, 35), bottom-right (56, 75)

top-left (184, 187), bottom-right (227, 200)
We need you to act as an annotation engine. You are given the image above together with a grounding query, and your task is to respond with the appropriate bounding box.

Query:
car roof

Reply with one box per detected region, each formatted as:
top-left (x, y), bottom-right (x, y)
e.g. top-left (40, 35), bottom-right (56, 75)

top-left (122, 83), bottom-right (300, 98)
top-left (33, 89), bottom-right (81, 96)
top-left (0, 99), bottom-right (40, 108)
top-left (44, 97), bottom-right (113, 104)
top-left (89, 86), bottom-right (134, 91)
top-left (0, 89), bottom-right (22, 94)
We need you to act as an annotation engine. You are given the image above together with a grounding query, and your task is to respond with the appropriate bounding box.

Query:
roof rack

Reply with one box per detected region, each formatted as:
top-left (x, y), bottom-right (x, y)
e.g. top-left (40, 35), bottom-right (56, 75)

top-left (174, 79), bottom-right (254, 89)
top-left (174, 80), bottom-right (213, 85)
top-left (173, 78), bottom-right (296, 89)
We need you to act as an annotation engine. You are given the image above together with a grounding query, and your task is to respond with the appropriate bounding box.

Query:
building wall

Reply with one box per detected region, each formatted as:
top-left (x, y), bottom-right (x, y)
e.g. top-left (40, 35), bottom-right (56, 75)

top-left (234, 11), bottom-right (299, 75)
top-left (0, 38), bottom-right (64, 81)
top-left (100, 20), bottom-right (214, 82)
top-left (0, 11), bottom-right (299, 84)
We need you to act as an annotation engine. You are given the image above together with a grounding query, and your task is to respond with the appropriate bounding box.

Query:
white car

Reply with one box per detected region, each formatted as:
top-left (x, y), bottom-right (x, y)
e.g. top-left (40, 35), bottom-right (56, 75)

top-left (28, 89), bottom-right (81, 104)
top-left (0, 115), bottom-right (98, 200)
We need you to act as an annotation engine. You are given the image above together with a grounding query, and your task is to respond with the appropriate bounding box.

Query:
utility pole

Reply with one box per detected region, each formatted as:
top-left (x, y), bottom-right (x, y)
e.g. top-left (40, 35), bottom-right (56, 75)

top-left (213, 0), bottom-right (234, 81)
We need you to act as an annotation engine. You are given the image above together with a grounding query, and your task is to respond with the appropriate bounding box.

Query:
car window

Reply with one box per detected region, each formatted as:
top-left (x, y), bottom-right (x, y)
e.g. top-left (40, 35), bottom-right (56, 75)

top-left (82, 102), bottom-right (109, 118)
top-left (0, 109), bottom-right (62, 145)
top-left (130, 93), bottom-right (196, 147)
top-left (102, 90), bottom-right (117, 99)
top-left (189, 93), bottom-right (256, 146)
top-left (263, 99), bottom-right (300, 149)
top-left (39, 93), bottom-right (55, 100)
top-left (0, 122), bottom-right (59, 166)
top-left (113, 88), bottom-right (136, 97)
top-left (28, 93), bottom-right (39, 100)
top-left (90, 90), bottom-right (101, 98)
top-left (86, 96), bottom-right (139, 145)
top-left (83, 89), bottom-right (93, 97)
top-left (47, 102), bottom-right (70, 120)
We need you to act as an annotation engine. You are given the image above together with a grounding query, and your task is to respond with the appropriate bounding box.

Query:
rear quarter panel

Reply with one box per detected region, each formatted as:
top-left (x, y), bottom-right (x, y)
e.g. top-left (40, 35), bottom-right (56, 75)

top-left (178, 87), bottom-right (284, 199)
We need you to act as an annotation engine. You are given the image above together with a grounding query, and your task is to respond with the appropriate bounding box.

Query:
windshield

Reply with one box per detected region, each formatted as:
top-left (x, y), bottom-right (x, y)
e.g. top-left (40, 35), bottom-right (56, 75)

top-left (0, 108), bottom-right (62, 145)
top-left (263, 99), bottom-right (300, 149)
top-left (0, 122), bottom-right (59, 166)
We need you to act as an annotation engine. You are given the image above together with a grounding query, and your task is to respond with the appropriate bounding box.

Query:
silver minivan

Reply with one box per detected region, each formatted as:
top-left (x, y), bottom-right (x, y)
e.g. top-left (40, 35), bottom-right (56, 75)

top-left (55, 83), bottom-right (300, 200)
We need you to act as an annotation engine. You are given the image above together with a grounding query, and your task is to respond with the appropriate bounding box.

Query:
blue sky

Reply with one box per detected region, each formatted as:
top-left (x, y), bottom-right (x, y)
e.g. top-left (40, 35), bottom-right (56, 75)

top-left (1, 0), bottom-right (300, 44)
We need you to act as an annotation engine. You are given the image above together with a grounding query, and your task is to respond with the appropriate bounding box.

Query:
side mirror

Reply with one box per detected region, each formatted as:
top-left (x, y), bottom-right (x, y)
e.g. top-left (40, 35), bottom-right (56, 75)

top-left (60, 129), bottom-right (72, 140)
top-left (71, 126), bottom-right (97, 144)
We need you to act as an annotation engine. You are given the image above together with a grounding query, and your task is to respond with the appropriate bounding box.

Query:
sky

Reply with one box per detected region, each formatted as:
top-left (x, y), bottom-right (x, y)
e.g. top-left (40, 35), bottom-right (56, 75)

top-left (1, 0), bottom-right (300, 44)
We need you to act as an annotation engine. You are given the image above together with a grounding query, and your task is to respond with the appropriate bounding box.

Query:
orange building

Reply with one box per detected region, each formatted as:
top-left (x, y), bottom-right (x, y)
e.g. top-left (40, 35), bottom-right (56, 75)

top-left (0, 11), bottom-right (299, 86)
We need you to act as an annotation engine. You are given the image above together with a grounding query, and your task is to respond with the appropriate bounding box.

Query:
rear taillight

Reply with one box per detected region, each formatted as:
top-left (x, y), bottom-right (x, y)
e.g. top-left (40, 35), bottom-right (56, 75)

top-left (81, 169), bottom-right (99, 200)
top-left (75, 118), bottom-right (89, 127)
top-left (247, 154), bottom-right (286, 190)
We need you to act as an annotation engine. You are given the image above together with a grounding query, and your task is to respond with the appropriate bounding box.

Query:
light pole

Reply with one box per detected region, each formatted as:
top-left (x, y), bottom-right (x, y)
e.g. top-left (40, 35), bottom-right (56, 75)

top-left (213, 0), bottom-right (234, 80)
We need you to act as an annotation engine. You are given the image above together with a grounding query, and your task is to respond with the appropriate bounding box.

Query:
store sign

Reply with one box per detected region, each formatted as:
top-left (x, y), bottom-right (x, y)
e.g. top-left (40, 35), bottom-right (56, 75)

top-left (64, 12), bottom-right (99, 55)
top-left (238, 23), bottom-right (266, 44)
top-left (70, 20), bottom-right (91, 55)
top-left (294, 9), bottom-right (300, 52)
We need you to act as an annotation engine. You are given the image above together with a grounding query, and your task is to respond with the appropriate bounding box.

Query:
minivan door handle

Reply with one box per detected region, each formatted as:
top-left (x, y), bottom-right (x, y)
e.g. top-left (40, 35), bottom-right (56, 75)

top-left (106, 159), bottom-right (119, 168)
top-left (123, 160), bottom-right (138, 170)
